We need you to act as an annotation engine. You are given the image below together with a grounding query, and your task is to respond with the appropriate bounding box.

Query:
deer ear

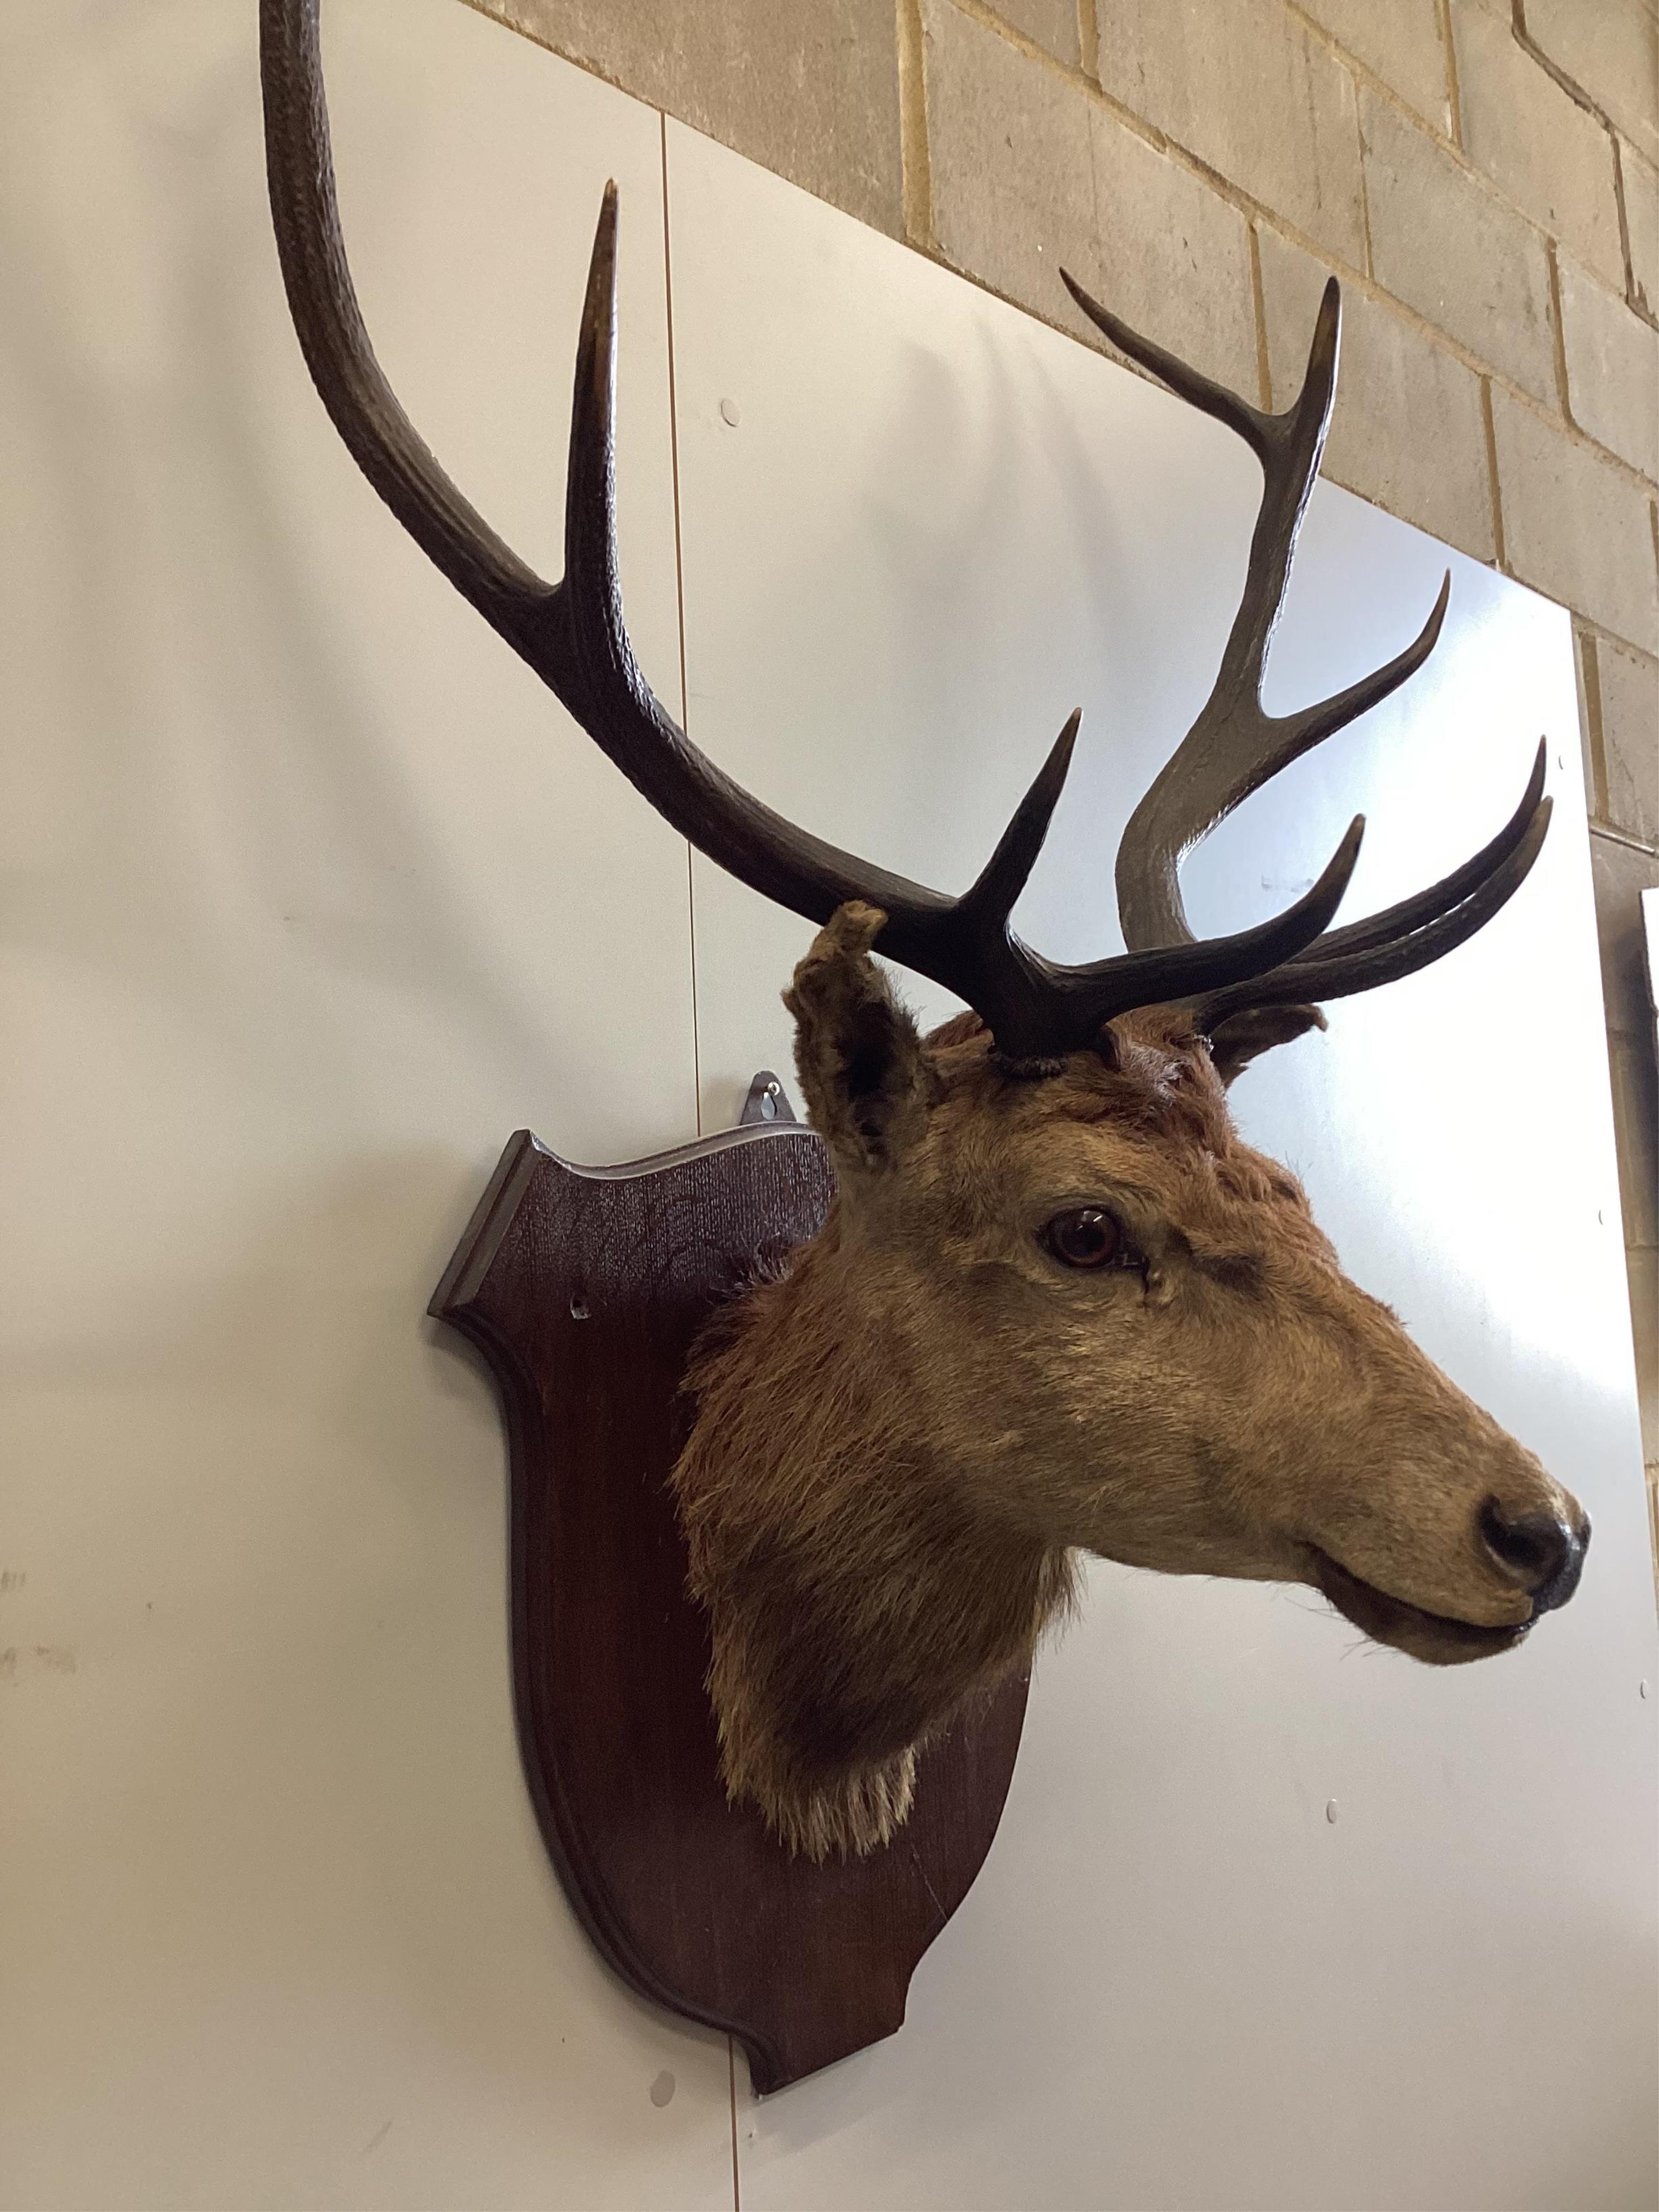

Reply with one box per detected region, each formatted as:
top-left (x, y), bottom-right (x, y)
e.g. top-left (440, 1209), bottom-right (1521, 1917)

top-left (785, 903), bottom-right (933, 1173)
top-left (1206, 1003), bottom-right (1327, 1088)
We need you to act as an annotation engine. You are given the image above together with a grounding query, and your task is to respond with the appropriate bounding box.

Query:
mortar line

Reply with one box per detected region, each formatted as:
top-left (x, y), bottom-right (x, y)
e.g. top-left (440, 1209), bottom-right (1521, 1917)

top-left (1246, 224), bottom-right (1273, 409)
top-left (1435, 0), bottom-right (1464, 150)
top-left (1545, 239), bottom-right (1574, 422)
top-left (1574, 623), bottom-right (1609, 818)
top-left (896, 0), bottom-right (936, 251)
top-left (1480, 379), bottom-right (1508, 571)
top-left (1590, 818), bottom-right (1659, 859)
top-left (1352, 58), bottom-right (1375, 281)
top-left (1512, 8), bottom-right (1617, 130)
top-left (1611, 136), bottom-right (1638, 309)
top-left (1282, 0), bottom-right (1460, 152)
top-left (1577, 619), bottom-right (1659, 672)
top-left (1077, 0), bottom-right (1100, 85)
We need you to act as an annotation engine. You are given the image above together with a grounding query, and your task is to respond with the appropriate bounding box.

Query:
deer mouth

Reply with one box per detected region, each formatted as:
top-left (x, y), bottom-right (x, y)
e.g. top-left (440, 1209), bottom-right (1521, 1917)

top-left (1309, 1548), bottom-right (1529, 1664)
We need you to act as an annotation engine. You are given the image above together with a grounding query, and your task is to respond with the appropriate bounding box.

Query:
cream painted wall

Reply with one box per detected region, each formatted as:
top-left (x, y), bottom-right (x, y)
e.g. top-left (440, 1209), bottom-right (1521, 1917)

top-left (1, 6), bottom-right (1654, 2208)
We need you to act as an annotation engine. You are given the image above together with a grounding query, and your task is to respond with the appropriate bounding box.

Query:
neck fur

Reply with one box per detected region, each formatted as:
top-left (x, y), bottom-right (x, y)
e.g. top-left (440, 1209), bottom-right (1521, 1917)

top-left (671, 1206), bottom-right (1075, 1859)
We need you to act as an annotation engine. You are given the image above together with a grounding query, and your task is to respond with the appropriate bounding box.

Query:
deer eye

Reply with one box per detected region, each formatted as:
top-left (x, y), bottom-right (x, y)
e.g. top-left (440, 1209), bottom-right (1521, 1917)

top-left (1043, 1207), bottom-right (1125, 1270)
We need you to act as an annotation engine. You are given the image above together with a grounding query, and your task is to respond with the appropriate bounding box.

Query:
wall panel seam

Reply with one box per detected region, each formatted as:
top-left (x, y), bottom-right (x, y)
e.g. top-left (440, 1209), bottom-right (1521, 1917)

top-left (660, 110), bottom-right (704, 1135)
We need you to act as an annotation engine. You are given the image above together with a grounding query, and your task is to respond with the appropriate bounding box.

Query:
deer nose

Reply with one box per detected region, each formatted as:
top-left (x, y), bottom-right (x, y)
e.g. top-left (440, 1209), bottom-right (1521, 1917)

top-left (1479, 1499), bottom-right (1589, 1616)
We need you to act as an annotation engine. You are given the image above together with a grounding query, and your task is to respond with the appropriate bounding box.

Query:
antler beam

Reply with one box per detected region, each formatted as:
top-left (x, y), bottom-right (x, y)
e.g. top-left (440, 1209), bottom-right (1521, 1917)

top-left (264, 0), bottom-right (1546, 1063)
top-left (261, 0), bottom-right (1380, 1063)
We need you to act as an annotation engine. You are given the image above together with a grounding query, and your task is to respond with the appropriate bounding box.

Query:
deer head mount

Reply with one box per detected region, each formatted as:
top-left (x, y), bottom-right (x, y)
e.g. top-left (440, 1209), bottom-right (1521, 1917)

top-left (264, 0), bottom-right (1588, 1862)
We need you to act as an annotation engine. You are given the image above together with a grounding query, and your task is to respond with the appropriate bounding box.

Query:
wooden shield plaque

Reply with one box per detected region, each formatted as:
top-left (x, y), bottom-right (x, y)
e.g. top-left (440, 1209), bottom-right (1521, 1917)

top-left (429, 1121), bottom-right (1029, 2093)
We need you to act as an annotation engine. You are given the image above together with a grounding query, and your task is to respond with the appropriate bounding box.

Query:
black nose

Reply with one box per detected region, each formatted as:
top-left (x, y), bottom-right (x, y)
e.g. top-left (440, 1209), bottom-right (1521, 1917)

top-left (1480, 1499), bottom-right (1589, 1616)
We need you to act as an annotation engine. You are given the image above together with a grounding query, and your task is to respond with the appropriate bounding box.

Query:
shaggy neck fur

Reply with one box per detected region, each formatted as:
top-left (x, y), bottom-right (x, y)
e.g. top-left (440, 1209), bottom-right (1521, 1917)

top-left (673, 1212), bottom-right (1078, 1859)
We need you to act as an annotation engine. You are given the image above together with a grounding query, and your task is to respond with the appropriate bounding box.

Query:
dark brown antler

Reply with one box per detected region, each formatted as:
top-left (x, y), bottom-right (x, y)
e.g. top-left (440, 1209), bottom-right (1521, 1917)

top-left (261, 0), bottom-right (1371, 1063)
top-left (1061, 271), bottom-right (1550, 1023)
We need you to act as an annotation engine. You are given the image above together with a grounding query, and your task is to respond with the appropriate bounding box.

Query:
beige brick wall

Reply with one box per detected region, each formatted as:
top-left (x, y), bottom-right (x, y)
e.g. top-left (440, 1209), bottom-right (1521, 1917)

top-left (467, 0), bottom-right (1659, 1536)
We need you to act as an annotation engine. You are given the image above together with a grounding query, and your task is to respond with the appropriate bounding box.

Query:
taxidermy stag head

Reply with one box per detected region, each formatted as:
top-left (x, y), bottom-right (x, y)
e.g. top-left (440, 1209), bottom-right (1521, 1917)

top-left (264, 0), bottom-right (1588, 1860)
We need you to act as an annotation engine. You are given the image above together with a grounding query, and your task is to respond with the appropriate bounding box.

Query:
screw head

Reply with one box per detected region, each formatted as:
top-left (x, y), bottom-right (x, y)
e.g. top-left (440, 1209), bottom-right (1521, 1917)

top-left (719, 397), bottom-right (740, 428)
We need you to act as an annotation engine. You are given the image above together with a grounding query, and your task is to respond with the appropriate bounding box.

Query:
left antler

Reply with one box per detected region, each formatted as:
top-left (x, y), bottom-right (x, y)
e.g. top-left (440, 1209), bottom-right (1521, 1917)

top-left (1064, 271), bottom-right (1550, 1020)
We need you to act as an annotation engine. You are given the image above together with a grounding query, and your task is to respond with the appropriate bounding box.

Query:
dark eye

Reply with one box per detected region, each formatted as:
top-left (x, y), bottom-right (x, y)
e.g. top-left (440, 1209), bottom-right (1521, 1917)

top-left (1043, 1207), bottom-right (1124, 1270)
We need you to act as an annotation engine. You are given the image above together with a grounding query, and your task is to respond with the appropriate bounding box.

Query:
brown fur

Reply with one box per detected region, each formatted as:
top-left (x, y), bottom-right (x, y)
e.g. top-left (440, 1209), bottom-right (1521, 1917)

top-left (670, 904), bottom-right (1584, 1859)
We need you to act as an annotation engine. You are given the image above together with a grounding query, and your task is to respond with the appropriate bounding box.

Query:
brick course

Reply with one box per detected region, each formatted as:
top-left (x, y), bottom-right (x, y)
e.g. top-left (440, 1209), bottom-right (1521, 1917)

top-left (1093, 0), bottom-right (1366, 264)
top-left (1359, 87), bottom-right (1556, 403)
top-left (1491, 389), bottom-right (1659, 656)
top-left (1291, 0), bottom-right (1451, 133)
top-left (921, 0), bottom-right (1259, 392)
top-left (985, 0), bottom-right (1081, 68)
top-left (1451, 0), bottom-right (1625, 292)
top-left (1521, 0), bottom-right (1659, 174)
top-left (1558, 254), bottom-right (1659, 480)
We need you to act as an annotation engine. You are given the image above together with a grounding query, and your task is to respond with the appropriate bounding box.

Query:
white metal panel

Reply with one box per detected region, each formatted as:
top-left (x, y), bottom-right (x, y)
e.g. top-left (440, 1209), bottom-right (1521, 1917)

top-left (665, 123), bottom-right (1659, 2211)
top-left (0, 7), bottom-right (730, 2207)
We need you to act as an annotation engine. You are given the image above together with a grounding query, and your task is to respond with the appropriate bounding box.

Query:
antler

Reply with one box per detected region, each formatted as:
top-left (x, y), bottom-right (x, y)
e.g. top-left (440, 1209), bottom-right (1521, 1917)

top-left (261, 0), bottom-right (1375, 1063)
top-left (1062, 271), bottom-right (1550, 1020)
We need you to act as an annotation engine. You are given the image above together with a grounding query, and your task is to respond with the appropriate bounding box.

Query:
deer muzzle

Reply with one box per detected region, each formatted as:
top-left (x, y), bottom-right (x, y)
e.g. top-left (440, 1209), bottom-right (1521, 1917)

top-left (1479, 1497), bottom-right (1590, 1618)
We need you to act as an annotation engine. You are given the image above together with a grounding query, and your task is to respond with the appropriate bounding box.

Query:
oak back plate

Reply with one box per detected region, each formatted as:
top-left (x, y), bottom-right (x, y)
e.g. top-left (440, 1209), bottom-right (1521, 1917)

top-left (429, 1124), bottom-right (1028, 2093)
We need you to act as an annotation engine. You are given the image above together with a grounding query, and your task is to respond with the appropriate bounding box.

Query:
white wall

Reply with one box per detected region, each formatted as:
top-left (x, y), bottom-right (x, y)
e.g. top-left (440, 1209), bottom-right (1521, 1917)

top-left (0, 6), bottom-right (729, 2207)
top-left (2, 5), bottom-right (1654, 2208)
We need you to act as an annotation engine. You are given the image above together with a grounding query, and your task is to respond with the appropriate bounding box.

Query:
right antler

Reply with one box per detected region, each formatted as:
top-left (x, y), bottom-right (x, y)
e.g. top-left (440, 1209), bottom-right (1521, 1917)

top-left (1063, 273), bottom-right (1549, 1024)
top-left (263, 0), bottom-right (1545, 1064)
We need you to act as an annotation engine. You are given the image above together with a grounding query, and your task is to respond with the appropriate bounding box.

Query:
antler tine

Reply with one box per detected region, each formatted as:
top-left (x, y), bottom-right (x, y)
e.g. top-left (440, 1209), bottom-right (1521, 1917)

top-left (1065, 271), bottom-right (1451, 956)
top-left (1195, 785), bottom-right (1550, 1024)
top-left (1287, 738), bottom-right (1546, 967)
top-left (1028, 814), bottom-right (1366, 1047)
top-left (558, 190), bottom-right (960, 938)
top-left (955, 712), bottom-right (1082, 923)
top-left (1058, 268), bottom-right (1274, 457)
